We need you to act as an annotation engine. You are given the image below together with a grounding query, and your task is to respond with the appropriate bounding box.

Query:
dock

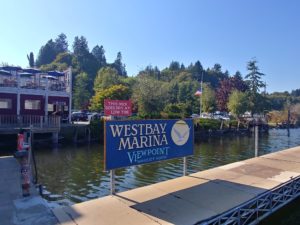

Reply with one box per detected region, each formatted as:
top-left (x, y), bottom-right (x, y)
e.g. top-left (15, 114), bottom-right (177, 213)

top-left (0, 156), bottom-right (58, 225)
top-left (53, 146), bottom-right (300, 225)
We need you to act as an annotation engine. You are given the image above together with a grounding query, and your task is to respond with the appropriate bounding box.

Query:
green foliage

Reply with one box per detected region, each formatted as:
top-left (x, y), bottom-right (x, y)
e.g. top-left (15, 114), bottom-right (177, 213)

top-left (162, 103), bottom-right (189, 118)
top-left (92, 45), bottom-right (106, 67)
top-left (55, 33), bottom-right (68, 53)
top-left (201, 83), bottom-right (216, 113)
top-left (73, 72), bottom-right (91, 109)
top-left (93, 67), bottom-right (121, 92)
top-left (53, 52), bottom-right (73, 65)
top-left (73, 36), bottom-right (89, 57)
top-left (227, 90), bottom-right (248, 118)
top-left (195, 118), bottom-right (221, 130)
top-left (245, 59), bottom-right (265, 94)
top-left (112, 52), bottom-right (127, 76)
top-left (36, 39), bottom-right (57, 66)
top-left (36, 33), bottom-right (69, 67)
top-left (132, 77), bottom-right (168, 116)
top-left (89, 118), bottom-right (104, 141)
top-left (89, 84), bottom-right (131, 111)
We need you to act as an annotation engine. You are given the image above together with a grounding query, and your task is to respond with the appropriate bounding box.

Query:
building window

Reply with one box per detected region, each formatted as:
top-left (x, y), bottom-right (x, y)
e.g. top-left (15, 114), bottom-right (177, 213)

top-left (0, 98), bottom-right (12, 109)
top-left (25, 100), bottom-right (41, 110)
top-left (48, 104), bottom-right (54, 112)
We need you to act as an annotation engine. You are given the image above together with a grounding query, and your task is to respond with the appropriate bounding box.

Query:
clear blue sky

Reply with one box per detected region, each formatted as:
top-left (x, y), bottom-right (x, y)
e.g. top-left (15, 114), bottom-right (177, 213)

top-left (0, 0), bottom-right (299, 93)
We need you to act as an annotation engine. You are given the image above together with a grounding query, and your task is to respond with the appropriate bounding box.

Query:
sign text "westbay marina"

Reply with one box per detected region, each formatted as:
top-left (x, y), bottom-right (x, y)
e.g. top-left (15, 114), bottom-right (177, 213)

top-left (105, 119), bottom-right (194, 170)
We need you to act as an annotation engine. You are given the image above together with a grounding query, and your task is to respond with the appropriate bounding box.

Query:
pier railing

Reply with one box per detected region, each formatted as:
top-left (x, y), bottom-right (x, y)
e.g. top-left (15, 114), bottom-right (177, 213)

top-left (196, 175), bottom-right (300, 225)
top-left (0, 115), bottom-right (61, 130)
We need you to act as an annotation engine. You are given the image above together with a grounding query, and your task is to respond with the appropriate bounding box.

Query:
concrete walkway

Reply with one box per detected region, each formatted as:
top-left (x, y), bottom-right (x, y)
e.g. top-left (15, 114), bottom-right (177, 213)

top-left (53, 146), bottom-right (300, 225)
top-left (0, 156), bottom-right (58, 225)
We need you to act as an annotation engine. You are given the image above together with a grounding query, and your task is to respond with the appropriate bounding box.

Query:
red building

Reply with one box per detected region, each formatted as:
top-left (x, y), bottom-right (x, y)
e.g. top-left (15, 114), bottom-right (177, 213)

top-left (0, 67), bottom-right (72, 123)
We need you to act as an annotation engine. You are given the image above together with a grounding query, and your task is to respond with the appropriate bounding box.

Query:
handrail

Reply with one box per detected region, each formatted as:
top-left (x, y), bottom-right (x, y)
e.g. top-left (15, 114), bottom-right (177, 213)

top-left (0, 115), bottom-right (61, 130)
top-left (195, 175), bottom-right (300, 225)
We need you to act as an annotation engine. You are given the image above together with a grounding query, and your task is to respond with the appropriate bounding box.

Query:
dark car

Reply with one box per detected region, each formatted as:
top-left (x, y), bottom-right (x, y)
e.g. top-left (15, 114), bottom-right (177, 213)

top-left (71, 112), bottom-right (88, 121)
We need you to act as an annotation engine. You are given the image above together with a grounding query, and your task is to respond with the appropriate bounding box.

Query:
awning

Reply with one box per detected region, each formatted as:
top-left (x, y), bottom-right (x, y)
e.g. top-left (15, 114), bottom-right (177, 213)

top-left (47, 71), bottom-right (65, 76)
top-left (22, 68), bottom-right (42, 74)
top-left (41, 75), bottom-right (58, 80)
top-left (0, 66), bottom-right (22, 71)
top-left (19, 72), bottom-right (34, 77)
top-left (0, 69), bottom-right (12, 76)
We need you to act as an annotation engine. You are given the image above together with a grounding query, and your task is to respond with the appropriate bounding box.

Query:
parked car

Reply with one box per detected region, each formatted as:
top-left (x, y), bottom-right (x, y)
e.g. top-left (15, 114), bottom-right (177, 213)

top-left (71, 112), bottom-right (88, 121)
top-left (190, 114), bottom-right (200, 118)
top-left (88, 112), bottom-right (102, 121)
top-left (200, 113), bottom-right (213, 119)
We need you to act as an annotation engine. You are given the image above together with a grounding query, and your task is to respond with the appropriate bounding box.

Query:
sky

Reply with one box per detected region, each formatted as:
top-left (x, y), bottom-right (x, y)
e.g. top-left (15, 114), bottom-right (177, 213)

top-left (0, 0), bottom-right (299, 93)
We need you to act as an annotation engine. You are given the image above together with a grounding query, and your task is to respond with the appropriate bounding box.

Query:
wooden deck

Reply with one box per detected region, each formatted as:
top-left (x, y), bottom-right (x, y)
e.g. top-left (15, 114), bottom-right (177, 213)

top-left (53, 146), bottom-right (300, 225)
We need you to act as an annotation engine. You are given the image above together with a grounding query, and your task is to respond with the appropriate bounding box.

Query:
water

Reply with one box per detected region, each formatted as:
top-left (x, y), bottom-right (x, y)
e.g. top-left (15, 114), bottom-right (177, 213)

top-left (34, 128), bottom-right (300, 221)
top-left (35, 128), bottom-right (300, 205)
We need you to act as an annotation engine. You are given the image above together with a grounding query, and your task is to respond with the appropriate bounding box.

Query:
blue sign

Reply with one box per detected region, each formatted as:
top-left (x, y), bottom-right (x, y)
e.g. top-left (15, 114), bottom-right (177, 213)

top-left (105, 119), bottom-right (194, 170)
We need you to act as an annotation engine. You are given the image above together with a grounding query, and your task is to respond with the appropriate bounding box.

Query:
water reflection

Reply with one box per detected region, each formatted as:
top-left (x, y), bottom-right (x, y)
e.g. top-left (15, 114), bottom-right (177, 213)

top-left (35, 128), bottom-right (300, 206)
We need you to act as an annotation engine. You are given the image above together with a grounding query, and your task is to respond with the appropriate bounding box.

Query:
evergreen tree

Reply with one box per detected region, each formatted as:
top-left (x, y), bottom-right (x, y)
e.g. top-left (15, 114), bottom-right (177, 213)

top-left (245, 59), bottom-right (265, 94)
top-left (245, 59), bottom-right (266, 114)
top-left (27, 52), bottom-right (34, 67)
top-left (92, 45), bottom-right (106, 68)
top-left (55, 33), bottom-right (68, 53)
top-left (73, 36), bottom-right (89, 57)
top-left (36, 39), bottom-right (57, 66)
top-left (169, 61), bottom-right (180, 70)
top-left (190, 60), bottom-right (203, 81)
top-left (112, 52), bottom-right (127, 76)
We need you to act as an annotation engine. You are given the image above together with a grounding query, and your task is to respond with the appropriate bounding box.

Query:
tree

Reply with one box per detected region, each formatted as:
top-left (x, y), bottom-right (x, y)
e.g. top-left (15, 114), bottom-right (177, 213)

top-left (162, 103), bottom-right (189, 118)
top-left (73, 36), bottom-right (89, 57)
top-left (36, 34), bottom-right (68, 67)
top-left (227, 90), bottom-right (248, 129)
top-left (169, 61), bottom-right (180, 71)
top-left (89, 84), bottom-right (131, 111)
top-left (216, 78), bottom-right (232, 111)
top-left (245, 59), bottom-right (266, 114)
top-left (92, 45), bottom-right (106, 68)
top-left (231, 72), bottom-right (248, 92)
top-left (216, 74), bottom-right (248, 111)
top-left (112, 52), bottom-right (127, 76)
top-left (55, 33), bottom-right (68, 53)
top-left (36, 39), bottom-right (57, 66)
top-left (213, 63), bottom-right (222, 73)
top-left (201, 83), bottom-right (216, 113)
top-left (73, 72), bottom-right (91, 109)
top-left (53, 52), bottom-right (73, 65)
top-left (291, 89), bottom-right (300, 97)
top-left (245, 59), bottom-right (265, 94)
top-left (93, 67), bottom-right (121, 92)
top-left (27, 52), bottom-right (34, 67)
top-left (189, 60), bottom-right (203, 81)
top-left (132, 77), bottom-right (167, 117)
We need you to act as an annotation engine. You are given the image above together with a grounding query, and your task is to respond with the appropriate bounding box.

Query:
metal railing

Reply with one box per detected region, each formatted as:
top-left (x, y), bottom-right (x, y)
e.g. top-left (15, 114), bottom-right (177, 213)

top-left (0, 115), bottom-right (61, 130)
top-left (196, 176), bottom-right (300, 225)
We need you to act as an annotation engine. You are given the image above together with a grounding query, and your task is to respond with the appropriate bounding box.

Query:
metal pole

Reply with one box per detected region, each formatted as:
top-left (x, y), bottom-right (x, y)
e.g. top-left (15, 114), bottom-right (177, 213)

top-left (255, 125), bottom-right (258, 157)
top-left (183, 157), bottom-right (187, 176)
top-left (110, 170), bottom-right (115, 195)
top-left (199, 96), bottom-right (201, 117)
top-left (199, 71), bottom-right (203, 117)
